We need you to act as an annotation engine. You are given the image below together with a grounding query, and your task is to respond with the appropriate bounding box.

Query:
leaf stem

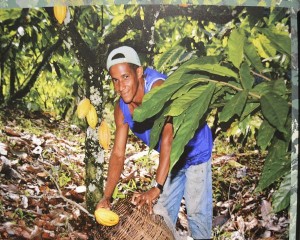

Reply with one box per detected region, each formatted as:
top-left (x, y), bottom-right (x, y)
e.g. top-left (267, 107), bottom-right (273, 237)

top-left (198, 78), bottom-right (261, 100)
top-left (250, 70), bottom-right (271, 82)
top-left (198, 78), bottom-right (292, 106)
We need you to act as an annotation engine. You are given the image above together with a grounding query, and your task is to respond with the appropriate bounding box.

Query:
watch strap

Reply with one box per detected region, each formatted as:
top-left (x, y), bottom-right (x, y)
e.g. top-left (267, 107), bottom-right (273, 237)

top-left (152, 180), bottom-right (163, 192)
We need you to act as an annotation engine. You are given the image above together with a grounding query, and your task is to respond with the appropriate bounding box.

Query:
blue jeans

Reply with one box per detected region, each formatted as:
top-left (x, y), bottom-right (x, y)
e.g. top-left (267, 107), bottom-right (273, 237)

top-left (156, 159), bottom-right (212, 239)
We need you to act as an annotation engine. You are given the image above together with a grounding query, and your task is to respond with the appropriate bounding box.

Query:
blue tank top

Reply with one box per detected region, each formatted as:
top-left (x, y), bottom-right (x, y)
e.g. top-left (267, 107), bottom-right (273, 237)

top-left (119, 67), bottom-right (213, 168)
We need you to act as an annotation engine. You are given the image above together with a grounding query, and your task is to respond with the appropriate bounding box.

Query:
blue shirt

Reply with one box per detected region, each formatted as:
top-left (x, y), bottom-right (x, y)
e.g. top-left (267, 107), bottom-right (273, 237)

top-left (119, 67), bottom-right (213, 168)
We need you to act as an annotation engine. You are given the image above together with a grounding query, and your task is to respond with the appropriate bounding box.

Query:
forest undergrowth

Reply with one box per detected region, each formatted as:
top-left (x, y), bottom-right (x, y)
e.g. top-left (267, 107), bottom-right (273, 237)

top-left (0, 107), bottom-right (289, 240)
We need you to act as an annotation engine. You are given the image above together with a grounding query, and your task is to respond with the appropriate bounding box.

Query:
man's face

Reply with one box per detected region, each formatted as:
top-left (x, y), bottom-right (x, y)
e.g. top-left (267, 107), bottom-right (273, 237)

top-left (109, 63), bottom-right (141, 104)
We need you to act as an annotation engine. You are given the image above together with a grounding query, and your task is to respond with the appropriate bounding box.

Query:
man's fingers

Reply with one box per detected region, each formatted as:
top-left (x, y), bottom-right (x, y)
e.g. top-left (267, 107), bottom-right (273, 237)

top-left (131, 192), bottom-right (155, 214)
top-left (147, 200), bottom-right (153, 214)
top-left (132, 195), bottom-right (148, 209)
top-left (96, 199), bottom-right (111, 210)
top-left (131, 193), bottom-right (142, 205)
top-left (137, 196), bottom-right (146, 208)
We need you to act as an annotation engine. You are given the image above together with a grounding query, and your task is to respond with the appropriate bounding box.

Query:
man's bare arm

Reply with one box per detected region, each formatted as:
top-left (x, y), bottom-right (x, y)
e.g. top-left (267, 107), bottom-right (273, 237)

top-left (96, 103), bottom-right (128, 209)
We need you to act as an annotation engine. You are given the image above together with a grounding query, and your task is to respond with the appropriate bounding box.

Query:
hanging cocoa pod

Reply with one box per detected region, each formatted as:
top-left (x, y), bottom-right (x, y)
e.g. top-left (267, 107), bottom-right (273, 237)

top-left (98, 120), bottom-right (111, 150)
top-left (76, 98), bottom-right (91, 119)
top-left (53, 5), bottom-right (67, 24)
top-left (86, 104), bottom-right (98, 129)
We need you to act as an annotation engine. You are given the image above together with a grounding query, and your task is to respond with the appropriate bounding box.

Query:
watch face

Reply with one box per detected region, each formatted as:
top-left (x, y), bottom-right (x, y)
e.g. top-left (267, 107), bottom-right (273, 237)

top-left (152, 180), bottom-right (163, 191)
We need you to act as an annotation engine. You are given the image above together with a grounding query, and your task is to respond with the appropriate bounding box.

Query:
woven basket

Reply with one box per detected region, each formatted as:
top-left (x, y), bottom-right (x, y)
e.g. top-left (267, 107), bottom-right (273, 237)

top-left (96, 197), bottom-right (175, 240)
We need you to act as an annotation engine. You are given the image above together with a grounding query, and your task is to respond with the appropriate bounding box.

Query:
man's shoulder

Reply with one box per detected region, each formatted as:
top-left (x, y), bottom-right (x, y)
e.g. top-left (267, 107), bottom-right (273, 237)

top-left (144, 67), bottom-right (167, 79)
top-left (144, 67), bottom-right (167, 92)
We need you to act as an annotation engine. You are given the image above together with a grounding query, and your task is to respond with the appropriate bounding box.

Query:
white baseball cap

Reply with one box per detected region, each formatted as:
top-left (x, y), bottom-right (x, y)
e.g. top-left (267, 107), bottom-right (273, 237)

top-left (106, 46), bottom-right (141, 70)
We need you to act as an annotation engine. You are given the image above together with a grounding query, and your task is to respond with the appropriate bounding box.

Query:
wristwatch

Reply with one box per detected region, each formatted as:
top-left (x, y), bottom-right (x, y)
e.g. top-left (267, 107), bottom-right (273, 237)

top-left (151, 180), bottom-right (164, 193)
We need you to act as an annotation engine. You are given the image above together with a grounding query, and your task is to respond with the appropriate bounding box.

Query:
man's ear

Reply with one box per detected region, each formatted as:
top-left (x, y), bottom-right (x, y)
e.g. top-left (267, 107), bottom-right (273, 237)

top-left (136, 66), bottom-right (143, 78)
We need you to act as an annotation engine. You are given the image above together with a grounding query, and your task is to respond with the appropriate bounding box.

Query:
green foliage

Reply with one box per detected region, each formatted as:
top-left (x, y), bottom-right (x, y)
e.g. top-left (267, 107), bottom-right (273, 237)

top-left (260, 92), bottom-right (289, 134)
top-left (219, 90), bottom-right (248, 122)
top-left (156, 45), bottom-right (193, 72)
top-left (272, 173), bottom-right (291, 212)
top-left (133, 7), bottom-right (291, 212)
top-left (0, 7), bottom-right (84, 118)
top-left (0, 5), bottom-right (292, 214)
top-left (228, 29), bottom-right (245, 68)
top-left (257, 120), bottom-right (275, 151)
top-left (170, 83), bottom-right (215, 169)
top-left (0, 201), bottom-right (4, 216)
top-left (13, 208), bottom-right (35, 222)
top-left (51, 164), bottom-right (73, 188)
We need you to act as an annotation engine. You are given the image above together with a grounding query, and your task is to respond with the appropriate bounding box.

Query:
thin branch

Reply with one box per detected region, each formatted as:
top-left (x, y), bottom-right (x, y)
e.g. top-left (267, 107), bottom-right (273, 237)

top-left (198, 77), bottom-right (292, 106)
top-left (0, 9), bottom-right (29, 64)
top-left (196, 78), bottom-right (262, 99)
top-left (8, 38), bottom-right (63, 103)
top-left (251, 70), bottom-right (272, 82)
top-left (36, 157), bottom-right (94, 219)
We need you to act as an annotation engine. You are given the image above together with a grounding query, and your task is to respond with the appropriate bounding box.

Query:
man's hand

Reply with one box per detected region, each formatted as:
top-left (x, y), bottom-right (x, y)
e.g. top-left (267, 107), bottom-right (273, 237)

top-left (96, 197), bottom-right (111, 210)
top-left (131, 187), bottom-right (161, 214)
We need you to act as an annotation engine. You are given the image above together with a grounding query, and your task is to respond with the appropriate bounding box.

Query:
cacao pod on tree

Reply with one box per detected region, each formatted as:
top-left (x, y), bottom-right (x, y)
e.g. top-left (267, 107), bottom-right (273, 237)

top-left (53, 5), bottom-right (67, 24)
top-left (98, 120), bottom-right (111, 150)
top-left (94, 208), bottom-right (119, 226)
top-left (77, 98), bottom-right (91, 119)
top-left (86, 104), bottom-right (98, 129)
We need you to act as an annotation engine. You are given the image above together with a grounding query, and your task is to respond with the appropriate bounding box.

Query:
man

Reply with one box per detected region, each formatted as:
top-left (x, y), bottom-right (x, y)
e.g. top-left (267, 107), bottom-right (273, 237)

top-left (96, 46), bottom-right (213, 240)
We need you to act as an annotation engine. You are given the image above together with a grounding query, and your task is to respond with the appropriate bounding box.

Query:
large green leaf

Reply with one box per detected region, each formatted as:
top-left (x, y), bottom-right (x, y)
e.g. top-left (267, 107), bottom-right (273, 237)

top-left (252, 79), bottom-right (287, 97)
top-left (165, 84), bottom-right (211, 117)
top-left (256, 138), bottom-right (290, 191)
top-left (228, 29), bottom-right (245, 68)
top-left (148, 102), bottom-right (174, 150)
top-left (240, 102), bottom-right (260, 120)
top-left (133, 59), bottom-right (201, 122)
top-left (156, 45), bottom-right (187, 72)
top-left (0, 9), bottom-right (22, 21)
top-left (268, 8), bottom-right (288, 25)
top-left (258, 28), bottom-right (291, 55)
top-left (170, 83), bottom-right (216, 170)
top-left (172, 109), bottom-right (186, 138)
top-left (188, 55), bottom-right (221, 65)
top-left (257, 120), bottom-right (276, 151)
top-left (260, 92), bottom-right (289, 133)
top-left (171, 76), bottom-right (209, 100)
top-left (185, 55), bottom-right (238, 79)
top-left (239, 61), bottom-right (254, 90)
top-left (219, 90), bottom-right (248, 122)
top-left (271, 79), bottom-right (288, 96)
top-left (133, 82), bottom-right (182, 122)
top-left (272, 173), bottom-right (290, 212)
top-left (244, 42), bottom-right (265, 73)
top-left (187, 63), bottom-right (238, 79)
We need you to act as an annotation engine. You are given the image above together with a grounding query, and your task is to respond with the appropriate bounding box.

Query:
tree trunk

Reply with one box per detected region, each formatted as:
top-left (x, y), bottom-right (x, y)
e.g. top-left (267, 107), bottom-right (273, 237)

top-left (9, 49), bottom-right (16, 97)
top-left (60, 21), bottom-right (106, 212)
top-left (84, 67), bottom-right (105, 213)
top-left (8, 38), bottom-right (63, 103)
top-left (0, 62), bottom-right (5, 103)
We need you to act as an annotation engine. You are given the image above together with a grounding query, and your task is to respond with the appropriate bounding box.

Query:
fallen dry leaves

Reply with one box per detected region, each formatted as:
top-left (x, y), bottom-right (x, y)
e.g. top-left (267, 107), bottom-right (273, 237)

top-left (0, 108), bottom-right (289, 239)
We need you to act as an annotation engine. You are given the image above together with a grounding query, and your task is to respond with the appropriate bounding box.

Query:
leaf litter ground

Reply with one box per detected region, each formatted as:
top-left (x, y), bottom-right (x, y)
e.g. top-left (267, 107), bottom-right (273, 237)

top-left (0, 108), bottom-right (289, 239)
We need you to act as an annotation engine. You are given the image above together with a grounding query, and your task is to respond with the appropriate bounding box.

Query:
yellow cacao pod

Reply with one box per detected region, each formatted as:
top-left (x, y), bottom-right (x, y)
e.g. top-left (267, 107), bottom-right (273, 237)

top-left (53, 5), bottom-right (67, 24)
top-left (98, 121), bottom-right (111, 150)
top-left (77, 98), bottom-right (91, 119)
top-left (86, 104), bottom-right (98, 129)
top-left (94, 208), bottom-right (119, 226)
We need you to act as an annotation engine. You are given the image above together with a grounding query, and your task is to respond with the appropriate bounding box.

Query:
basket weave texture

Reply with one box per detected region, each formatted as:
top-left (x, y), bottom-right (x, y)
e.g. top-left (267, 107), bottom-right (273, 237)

top-left (96, 197), bottom-right (175, 240)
